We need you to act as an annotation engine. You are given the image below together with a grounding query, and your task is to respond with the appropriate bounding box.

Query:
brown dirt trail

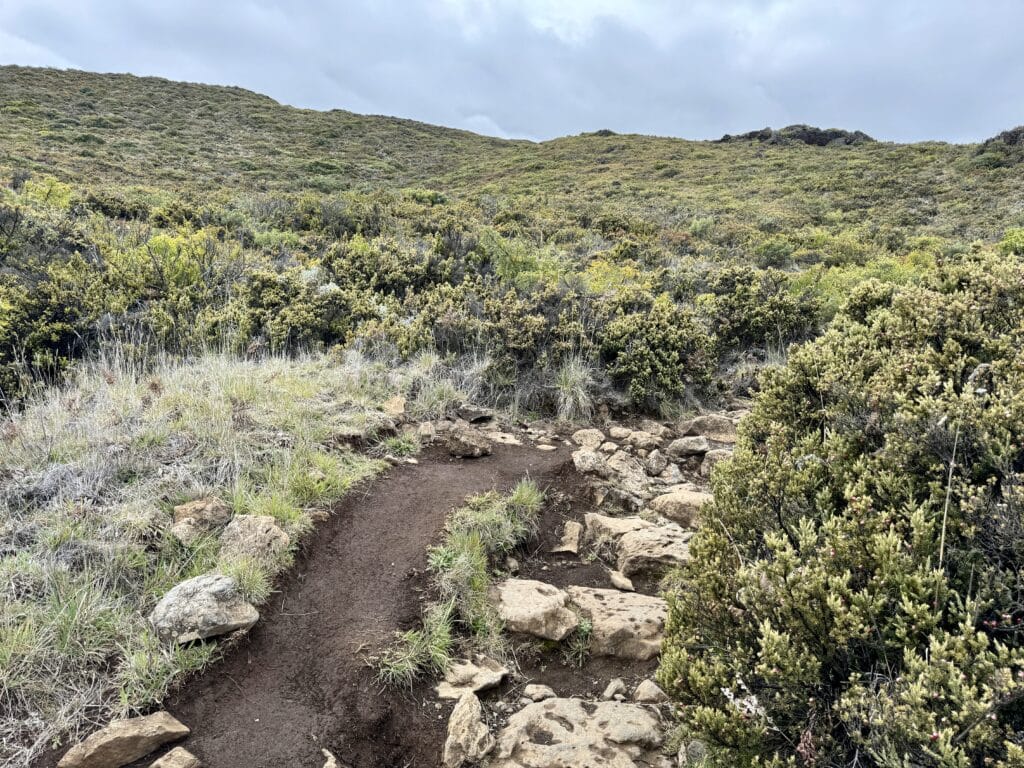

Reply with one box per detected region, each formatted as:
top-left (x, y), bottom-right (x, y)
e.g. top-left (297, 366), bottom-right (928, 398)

top-left (41, 444), bottom-right (568, 768)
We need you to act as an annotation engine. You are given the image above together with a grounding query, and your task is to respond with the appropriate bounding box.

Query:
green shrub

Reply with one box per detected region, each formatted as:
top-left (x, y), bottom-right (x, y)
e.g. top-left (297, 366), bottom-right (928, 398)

top-left (600, 294), bottom-right (714, 409)
top-left (659, 252), bottom-right (1024, 767)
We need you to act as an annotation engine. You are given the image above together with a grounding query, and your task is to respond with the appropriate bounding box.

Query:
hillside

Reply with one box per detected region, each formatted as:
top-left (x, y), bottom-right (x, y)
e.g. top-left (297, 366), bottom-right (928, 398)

top-left (3, 66), bottom-right (1024, 768)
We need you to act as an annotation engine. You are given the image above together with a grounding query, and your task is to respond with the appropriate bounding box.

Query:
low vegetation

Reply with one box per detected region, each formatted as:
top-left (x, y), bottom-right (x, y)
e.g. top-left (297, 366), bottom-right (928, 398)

top-left (377, 480), bottom-right (544, 688)
top-left (0, 348), bottom-right (476, 765)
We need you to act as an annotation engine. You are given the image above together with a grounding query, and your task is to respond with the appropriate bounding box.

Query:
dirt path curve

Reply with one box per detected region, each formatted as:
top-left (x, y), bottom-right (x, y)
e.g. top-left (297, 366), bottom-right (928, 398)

top-left (138, 444), bottom-right (566, 768)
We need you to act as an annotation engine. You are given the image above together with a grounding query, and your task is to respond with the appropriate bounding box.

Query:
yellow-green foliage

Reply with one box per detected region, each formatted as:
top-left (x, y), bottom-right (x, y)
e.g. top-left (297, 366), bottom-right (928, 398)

top-left (659, 253), bottom-right (1024, 766)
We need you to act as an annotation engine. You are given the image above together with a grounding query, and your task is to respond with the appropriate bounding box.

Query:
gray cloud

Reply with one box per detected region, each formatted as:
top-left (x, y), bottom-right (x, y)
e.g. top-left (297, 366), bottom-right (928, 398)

top-left (0, 0), bottom-right (1021, 142)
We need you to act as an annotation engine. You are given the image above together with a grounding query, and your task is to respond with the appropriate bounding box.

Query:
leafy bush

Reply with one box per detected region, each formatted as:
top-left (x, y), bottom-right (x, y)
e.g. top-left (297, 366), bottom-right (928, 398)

top-left (659, 252), bottom-right (1024, 766)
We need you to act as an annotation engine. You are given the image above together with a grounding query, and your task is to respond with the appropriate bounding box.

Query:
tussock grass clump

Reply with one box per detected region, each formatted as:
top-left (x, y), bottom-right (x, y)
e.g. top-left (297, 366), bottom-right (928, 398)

top-left (0, 348), bottom-right (473, 765)
top-left (377, 479), bottom-right (544, 686)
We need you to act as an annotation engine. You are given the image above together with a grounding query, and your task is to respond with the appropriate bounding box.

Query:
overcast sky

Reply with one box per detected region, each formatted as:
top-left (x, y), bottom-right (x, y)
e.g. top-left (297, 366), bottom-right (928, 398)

top-left (1, 0), bottom-right (1021, 143)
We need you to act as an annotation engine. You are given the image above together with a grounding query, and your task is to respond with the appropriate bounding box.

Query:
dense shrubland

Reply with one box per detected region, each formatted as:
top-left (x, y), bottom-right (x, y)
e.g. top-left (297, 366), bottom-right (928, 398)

top-left (660, 253), bottom-right (1024, 766)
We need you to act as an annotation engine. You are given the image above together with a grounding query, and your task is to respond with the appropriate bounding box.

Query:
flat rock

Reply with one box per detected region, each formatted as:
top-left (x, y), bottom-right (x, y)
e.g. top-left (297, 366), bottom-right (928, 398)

top-left (489, 698), bottom-right (664, 768)
top-left (571, 428), bottom-right (605, 449)
top-left (551, 520), bottom-right (582, 555)
top-left (617, 526), bottom-right (693, 579)
top-left (149, 574), bottom-right (258, 643)
top-left (700, 448), bottom-right (733, 477)
top-left (489, 579), bottom-right (579, 641)
top-left (666, 436), bottom-right (710, 458)
top-left (436, 655), bottom-right (509, 699)
top-left (447, 427), bottom-right (493, 458)
top-left (150, 747), bottom-right (200, 768)
top-left (57, 712), bottom-right (189, 768)
top-left (523, 683), bottom-right (556, 702)
top-left (567, 586), bottom-right (668, 661)
top-left (625, 430), bottom-right (662, 450)
top-left (648, 489), bottom-right (712, 528)
top-left (583, 513), bottom-right (652, 544)
top-left (218, 514), bottom-right (289, 566)
top-left (608, 425), bottom-right (632, 440)
top-left (486, 431), bottom-right (524, 446)
top-left (443, 692), bottom-right (494, 768)
top-left (678, 414), bottom-right (737, 443)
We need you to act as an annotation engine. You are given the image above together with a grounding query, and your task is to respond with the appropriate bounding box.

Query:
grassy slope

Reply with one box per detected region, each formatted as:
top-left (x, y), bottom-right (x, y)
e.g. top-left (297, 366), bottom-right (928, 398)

top-left (2, 65), bottom-right (1022, 243)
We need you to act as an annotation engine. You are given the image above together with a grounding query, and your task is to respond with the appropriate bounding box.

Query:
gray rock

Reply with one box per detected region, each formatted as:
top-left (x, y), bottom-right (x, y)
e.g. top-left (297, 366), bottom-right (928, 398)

top-left (571, 428), bottom-right (605, 449)
top-left (443, 692), bottom-right (494, 768)
top-left (700, 448), bottom-right (733, 477)
top-left (617, 526), bottom-right (693, 579)
top-left (489, 698), bottom-right (663, 768)
top-left (436, 655), bottom-right (509, 699)
top-left (150, 747), bottom-right (200, 768)
top-left (523, 683), bottom-right (557, 702)
top-left (678, 414), bottom-right (737, 443)
top-left (634, 679), bottom-right (669, 703)
top-left (551, 520), bottom-right (582, 555)
top-left (57, 712), bottom-right (189, 768)
top-left (447, 427), bottom-right (493, 458)
top-left (602, 678), bottom-right (627, 700)
top-left (666, 436), bottom-right (710, 458)
top-left (568, 586), bottom-right (668, 661)
top-left (218, 514), bottom-right (290, 566)
top-left (489, 579), bottom-right (579, 641)
top-left (608, 425), bottom-right (632, 440)
top-left (149, 574), bottom-right (258, 643)
top-left (648, 489), bottom-right (712, 528)
top-left (571, 449), bottom-right (609, 476)
top-left (644, 449), bottom-right (668, 476)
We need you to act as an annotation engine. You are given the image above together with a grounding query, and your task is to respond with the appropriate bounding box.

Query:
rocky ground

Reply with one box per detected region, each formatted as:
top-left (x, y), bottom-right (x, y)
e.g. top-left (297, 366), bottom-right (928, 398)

top-left (42, 405), bottom-right (745, 768)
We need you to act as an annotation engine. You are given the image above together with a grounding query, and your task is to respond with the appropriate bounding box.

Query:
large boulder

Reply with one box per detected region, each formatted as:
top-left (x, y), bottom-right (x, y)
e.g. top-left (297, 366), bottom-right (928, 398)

top-left (447, 426), bottom-right (493, 458)
top-left (170, 497), bottom-right (232, 545)
top-left (57, 712), bottom-right (189, 768)
top-left (567, 586), bottom-right (668, 661)
top-left (666, 436), bottom-right (710, 458)
top-left (443, 692), bottom-right (494, 768)
top-left (435, 655), bottom-right (509, 700)
top-left (149, 574), bottom-right (258, 643)
top-left (489, 579), bottom-right (579, 641)
top-left (218, 514), bottom-right (290, 565)
top-left (648, 488), bottom-right (711, 527)
top-left (489, 698), bottom-right (663, 768)
top-left (617, 526), bottom-right (693, 578)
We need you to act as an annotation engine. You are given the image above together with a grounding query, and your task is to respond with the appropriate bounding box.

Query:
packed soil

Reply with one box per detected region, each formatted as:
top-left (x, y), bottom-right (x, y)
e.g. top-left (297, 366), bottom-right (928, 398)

top-left (38, 443), bottom-right (570, 768)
